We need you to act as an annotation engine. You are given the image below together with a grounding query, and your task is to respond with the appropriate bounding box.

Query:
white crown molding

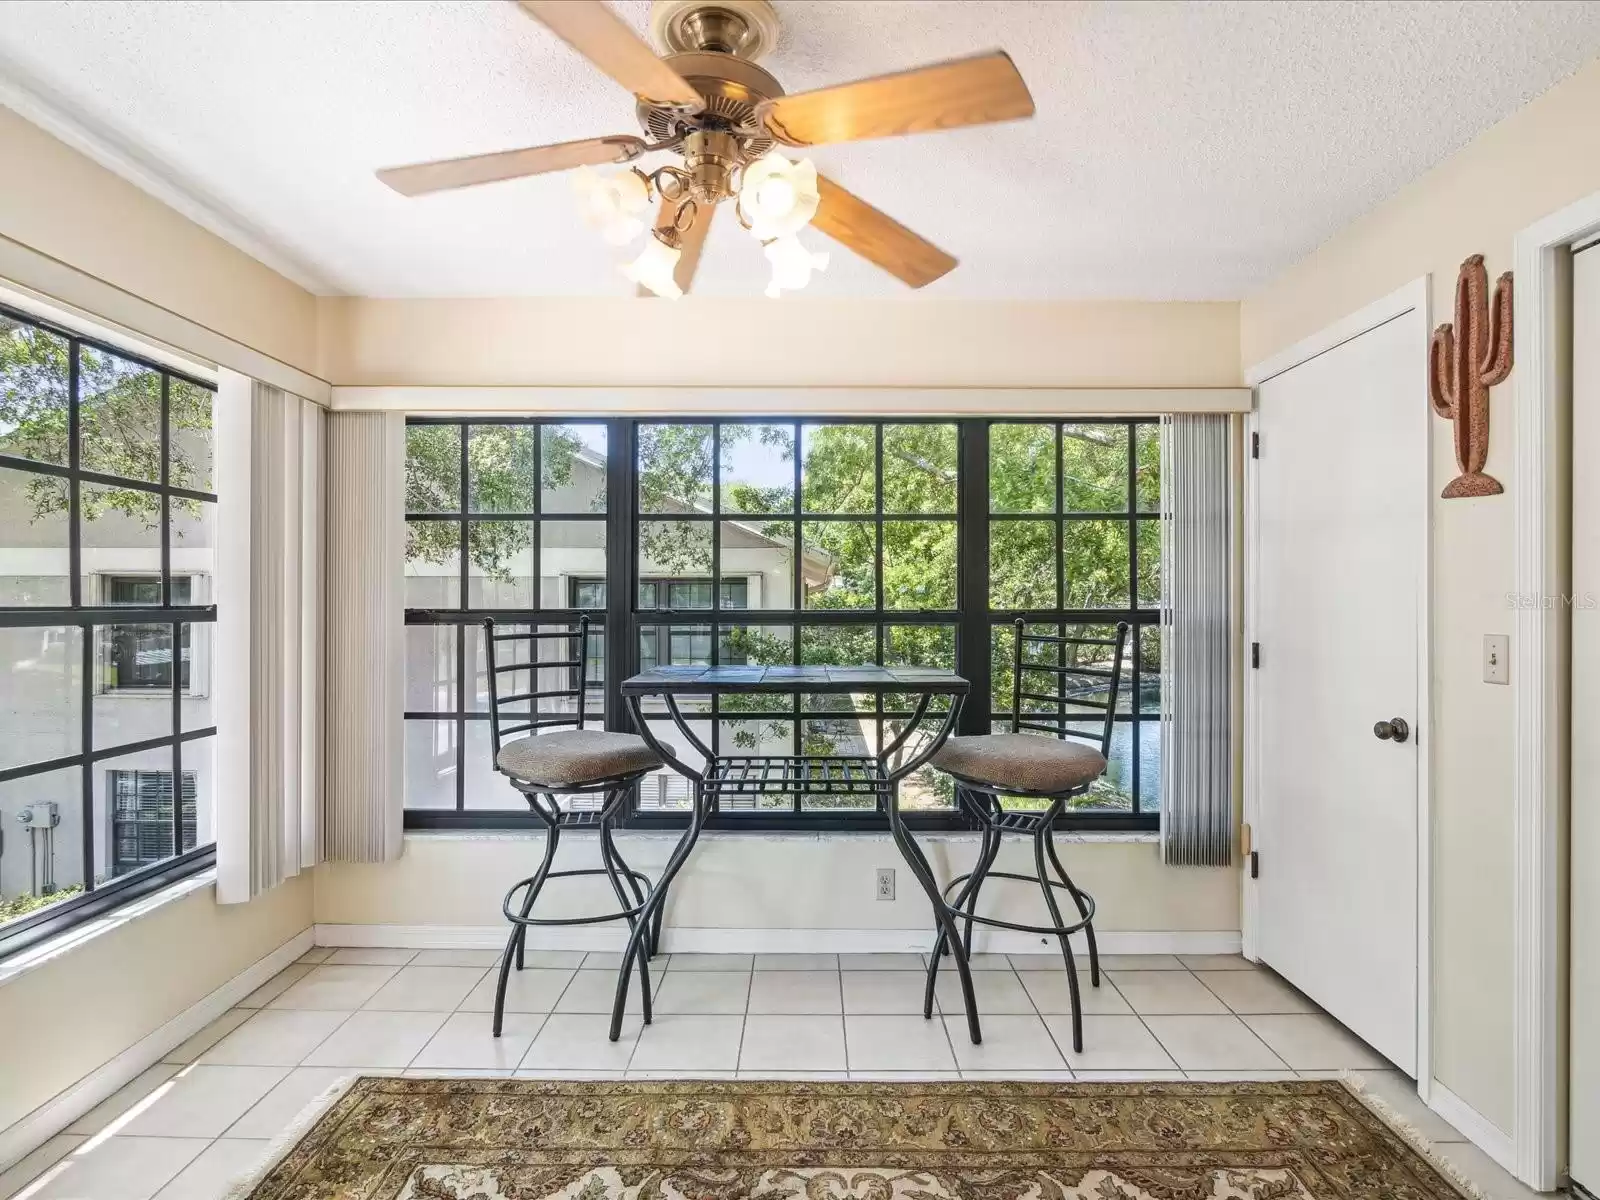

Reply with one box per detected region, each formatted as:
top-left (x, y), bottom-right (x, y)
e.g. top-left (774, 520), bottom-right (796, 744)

top-left (0, 62), bottom-right (342, 296)
top-left (1510, 187), bottom-right (1600, 1192)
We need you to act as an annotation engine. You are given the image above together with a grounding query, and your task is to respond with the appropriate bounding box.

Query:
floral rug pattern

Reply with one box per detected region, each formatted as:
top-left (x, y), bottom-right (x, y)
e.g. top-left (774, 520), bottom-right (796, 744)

top-left (236, 1078), bottom-right (1466, 1200)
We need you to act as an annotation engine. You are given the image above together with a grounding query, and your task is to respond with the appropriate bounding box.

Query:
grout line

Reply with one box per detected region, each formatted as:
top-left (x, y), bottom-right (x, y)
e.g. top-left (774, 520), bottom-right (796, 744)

top-left (732, 973), bottom-right (754, 1070)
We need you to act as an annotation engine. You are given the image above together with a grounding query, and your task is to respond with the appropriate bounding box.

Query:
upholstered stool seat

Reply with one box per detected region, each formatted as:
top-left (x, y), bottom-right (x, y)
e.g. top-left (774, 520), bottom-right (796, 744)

top-left (931, 732), bottom-right (1106, 795)
top-left (496, 729), bottom-right (668, 790)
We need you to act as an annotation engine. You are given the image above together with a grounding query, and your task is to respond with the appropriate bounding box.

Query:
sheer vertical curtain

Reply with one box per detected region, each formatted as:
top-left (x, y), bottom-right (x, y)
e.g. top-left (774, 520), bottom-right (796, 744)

top-left (324, 411), bottom-right (405, 863)
top-left (216, 376), bottom-right (325, 903)
top-left (1159, 414), bottom-right (1235, 866)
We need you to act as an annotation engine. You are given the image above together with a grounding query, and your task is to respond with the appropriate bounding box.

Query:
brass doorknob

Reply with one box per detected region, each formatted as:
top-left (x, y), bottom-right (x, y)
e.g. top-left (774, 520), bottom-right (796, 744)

top-left (1373, 718), bottom-right (1410, 743)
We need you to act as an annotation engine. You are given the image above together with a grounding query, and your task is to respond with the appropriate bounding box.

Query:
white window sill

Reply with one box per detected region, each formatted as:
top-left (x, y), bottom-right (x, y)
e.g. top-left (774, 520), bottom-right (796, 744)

top-left (0, 870), bottom-right (216, 989)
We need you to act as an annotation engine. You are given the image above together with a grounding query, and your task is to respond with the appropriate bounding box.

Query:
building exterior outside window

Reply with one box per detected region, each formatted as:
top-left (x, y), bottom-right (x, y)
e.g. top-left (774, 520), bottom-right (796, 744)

top-left (0, 305), bottom-right (217, 948)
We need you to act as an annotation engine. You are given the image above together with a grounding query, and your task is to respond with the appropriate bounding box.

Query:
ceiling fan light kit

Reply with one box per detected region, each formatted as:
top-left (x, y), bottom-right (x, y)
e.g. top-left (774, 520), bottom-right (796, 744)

top-left (376, 0), bottom-right (1036, 297)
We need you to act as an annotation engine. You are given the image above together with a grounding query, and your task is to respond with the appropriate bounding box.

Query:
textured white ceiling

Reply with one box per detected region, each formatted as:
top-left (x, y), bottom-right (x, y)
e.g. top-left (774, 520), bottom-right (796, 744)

top-left (1, 1), bottom-right (1598, 299)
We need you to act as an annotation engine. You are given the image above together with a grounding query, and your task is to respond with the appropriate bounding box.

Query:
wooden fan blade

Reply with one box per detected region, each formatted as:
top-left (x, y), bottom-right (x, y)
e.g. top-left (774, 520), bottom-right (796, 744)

top-left (760, 51), bottom-right (1033, 147)
top-left (811, 175), bottom-right (956, 288)
top-left (519, 0), bottom-right (703, 109)
top-left (637, 195), bottom-right (715, 297)
top-left (377, 135), bottom-right (645, 196)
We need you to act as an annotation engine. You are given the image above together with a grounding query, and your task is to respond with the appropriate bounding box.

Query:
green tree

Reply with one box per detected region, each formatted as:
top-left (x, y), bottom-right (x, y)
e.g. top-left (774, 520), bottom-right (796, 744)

top-left (1, 317), bottom-right (211, 527)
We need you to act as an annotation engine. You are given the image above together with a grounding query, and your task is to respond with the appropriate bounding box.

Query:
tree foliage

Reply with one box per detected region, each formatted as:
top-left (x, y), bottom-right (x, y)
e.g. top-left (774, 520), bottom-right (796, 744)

top-left (2, 316), bottom-right (211, 529)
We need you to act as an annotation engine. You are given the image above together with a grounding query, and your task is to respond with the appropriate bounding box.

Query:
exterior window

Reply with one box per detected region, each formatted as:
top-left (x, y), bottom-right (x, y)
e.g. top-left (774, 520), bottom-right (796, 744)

top-left (989, 421), bottom-right (1160, 813)
top-left (402, 422), bottom-right (609, 813)
top-left (0, 304), bottom-right (218, 953)
top-left (402, 418), bottom-right (1160, 830)
top-left (109, 770), bottom-right (197, 876)
top-left (105, 576), bottom-right (193, 691)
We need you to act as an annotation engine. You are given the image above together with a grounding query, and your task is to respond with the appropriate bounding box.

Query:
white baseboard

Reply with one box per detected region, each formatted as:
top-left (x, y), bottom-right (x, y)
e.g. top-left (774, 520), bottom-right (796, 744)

top-left (1427, 1080), bottom-right (1517, 1177)
top-left (313, 923), bottom-right (1242, 957)
top-left (0, 927), bottom-right (314, 1175)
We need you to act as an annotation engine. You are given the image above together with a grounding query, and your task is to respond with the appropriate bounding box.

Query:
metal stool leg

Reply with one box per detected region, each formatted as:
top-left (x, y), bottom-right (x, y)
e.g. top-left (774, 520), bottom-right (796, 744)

top-left (1032, 812), bottom-right (1082, 1053)
top-left (1045, 820), bottom-right (1100, 986)
top-left (604, 830), bottom-right (657, 958)
top-left (598, 803), bottom-right (652, 1025)
top-left (962, 797), bottom-right (1004, 962)
top-left (609, 781), bottom-right (709, 1042)
top-left (493, 816), bottom-right (560, 1038)
top-left (893, 804), bottom-right (981, 1043)
top-left (513, 796), bottom-right (560, 973)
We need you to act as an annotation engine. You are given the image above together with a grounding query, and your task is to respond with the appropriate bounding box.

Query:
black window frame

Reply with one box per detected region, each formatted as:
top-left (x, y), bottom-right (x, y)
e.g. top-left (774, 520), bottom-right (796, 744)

top-left (0, 302), bottom-right (218, 962)
top-left (403, 416), bottom-right (1159, 833)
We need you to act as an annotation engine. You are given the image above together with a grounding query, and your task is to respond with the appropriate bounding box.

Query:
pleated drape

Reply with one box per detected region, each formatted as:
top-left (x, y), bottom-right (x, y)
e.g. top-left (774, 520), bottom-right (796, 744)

top-left (1159, 414), bottom-right (1235, 867)
top-left (323, 411), bottom-right (405, 863)
top-left (215, 377), bottom-right (324, 903)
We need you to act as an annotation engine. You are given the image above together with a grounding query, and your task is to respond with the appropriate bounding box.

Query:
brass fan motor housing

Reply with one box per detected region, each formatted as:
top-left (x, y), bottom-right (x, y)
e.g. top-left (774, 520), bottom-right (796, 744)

top-left (636, 50), bottom-right (785, 172)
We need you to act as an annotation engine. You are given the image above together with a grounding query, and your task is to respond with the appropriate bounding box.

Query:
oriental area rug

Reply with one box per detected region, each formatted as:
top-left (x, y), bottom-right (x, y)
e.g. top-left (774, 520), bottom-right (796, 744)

top-left (228, 1077), bottom-right (1473, 1200)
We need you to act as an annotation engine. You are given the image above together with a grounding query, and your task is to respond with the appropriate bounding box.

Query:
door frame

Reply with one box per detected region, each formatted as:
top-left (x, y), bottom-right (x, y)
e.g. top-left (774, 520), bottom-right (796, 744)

top-left (1241, 276), bottom-right (1433, 1092)
top-left (1511, 188), bottom-right (1600, 1192)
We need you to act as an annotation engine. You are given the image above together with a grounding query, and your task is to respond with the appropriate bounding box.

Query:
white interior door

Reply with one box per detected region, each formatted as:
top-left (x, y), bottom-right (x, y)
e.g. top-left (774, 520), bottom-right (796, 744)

top-left (1252, 304), bottom-right (1424, 1073)
top-left (1569, 241), bottom-right (1599, 1194)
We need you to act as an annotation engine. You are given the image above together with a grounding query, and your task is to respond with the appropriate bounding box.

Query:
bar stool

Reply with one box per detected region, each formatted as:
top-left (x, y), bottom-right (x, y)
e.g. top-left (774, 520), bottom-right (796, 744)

top-left (482, 616), bottom-right (668, 1037)
top-left (925, 619), bottom-right (1130, 1051)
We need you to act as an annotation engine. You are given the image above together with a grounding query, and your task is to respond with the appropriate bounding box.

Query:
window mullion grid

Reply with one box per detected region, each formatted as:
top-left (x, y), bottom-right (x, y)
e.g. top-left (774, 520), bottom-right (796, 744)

top-left (0, 315), bottom-right (224, 944)
top-left (605, 418), bottom-right (631, 738)
top-left (872, 425), bottom-right (885, 811)
top-left (1126, 421), bottom-right (1142, 813)
top-left (160, 374), bottom-right (171, 607)
top-left (456, 424), bottom-right (469, 812)
top-left (161, 374), bottom-right (179, 855)
top-left (956, 424), bottom-right (988, 756)
top-left (172, 617), bottom-right (183, 856)
top-left (63, 340), bottom-right (98, 893)
top-left (786, 424), bottom-right (801, 812)
top-left (711, 422), bottom-right (721, 760)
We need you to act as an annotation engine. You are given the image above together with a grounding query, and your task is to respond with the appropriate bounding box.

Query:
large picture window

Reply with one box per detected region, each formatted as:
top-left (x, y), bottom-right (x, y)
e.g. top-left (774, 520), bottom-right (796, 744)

top-left (403, 417), bottom-right (1158, 830)
top-left (0, 304), bottom-right (218, 953)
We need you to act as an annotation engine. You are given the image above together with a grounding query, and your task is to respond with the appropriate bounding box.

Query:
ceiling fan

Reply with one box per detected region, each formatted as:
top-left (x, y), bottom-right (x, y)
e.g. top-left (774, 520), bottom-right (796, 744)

top-left (376, 0), bottom-right (1035, 297)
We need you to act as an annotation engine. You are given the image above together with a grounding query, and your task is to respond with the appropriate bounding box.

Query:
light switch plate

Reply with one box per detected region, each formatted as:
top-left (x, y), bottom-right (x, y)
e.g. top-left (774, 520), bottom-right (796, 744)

top-left (1484, 634), bottom-right (1510, 685)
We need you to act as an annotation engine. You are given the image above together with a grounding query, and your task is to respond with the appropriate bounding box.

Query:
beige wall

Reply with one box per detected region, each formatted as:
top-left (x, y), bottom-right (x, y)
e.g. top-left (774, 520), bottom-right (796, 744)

top-left (314, 834), bottom-right (1239, 941)
top-left (317, 296), bottom-right (1241, 389)
top-left (0, 105), bottom-right (319, 378)
top-left (0, 874), bottom-right (311, 1134)
top-left (1240, 56), bottom-right (1600, 1135)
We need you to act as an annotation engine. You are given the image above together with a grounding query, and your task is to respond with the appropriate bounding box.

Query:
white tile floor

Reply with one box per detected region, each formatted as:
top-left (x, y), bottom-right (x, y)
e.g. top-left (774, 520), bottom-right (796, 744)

top-left (0, 950), bottom-right (1547, 1200)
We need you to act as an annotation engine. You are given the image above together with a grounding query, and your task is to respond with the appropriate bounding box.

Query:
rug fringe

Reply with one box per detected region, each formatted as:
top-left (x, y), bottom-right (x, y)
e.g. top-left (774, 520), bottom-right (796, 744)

top-left (219, 1074), bottom-right (362, 1200)
top-left (1338, 1073), bottom-right (1488, 1200)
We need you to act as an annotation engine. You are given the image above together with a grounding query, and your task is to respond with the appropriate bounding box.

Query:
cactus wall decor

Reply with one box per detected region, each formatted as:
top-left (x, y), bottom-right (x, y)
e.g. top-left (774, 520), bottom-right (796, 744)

top-left (1429, 254), bottom-right (1513, 498)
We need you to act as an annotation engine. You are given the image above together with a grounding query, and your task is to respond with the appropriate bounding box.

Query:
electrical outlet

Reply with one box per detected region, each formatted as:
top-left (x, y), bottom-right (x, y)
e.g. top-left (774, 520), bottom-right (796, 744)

top-left (1484, 633), bottom-right (1510, 685)
top-left (875, 867), bottom-right (895, 901)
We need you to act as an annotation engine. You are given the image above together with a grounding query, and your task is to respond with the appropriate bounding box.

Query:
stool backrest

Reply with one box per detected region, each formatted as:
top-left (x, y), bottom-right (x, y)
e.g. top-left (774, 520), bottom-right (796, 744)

top-left (483, 616), bottom-right (591, 757)
top-left (1009, 618), bottom-right (1131, 759)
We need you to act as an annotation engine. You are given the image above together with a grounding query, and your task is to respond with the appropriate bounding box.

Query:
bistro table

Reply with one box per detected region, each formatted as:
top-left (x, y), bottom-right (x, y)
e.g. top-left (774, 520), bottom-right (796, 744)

top-left (613, 664), bottom-right (981, 1042)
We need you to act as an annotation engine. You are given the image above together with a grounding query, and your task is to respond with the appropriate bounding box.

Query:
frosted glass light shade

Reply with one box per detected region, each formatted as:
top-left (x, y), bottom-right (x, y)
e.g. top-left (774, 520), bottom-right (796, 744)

top-left (763, 234), bottom-right (829, 298)
top-left (572, 166), bottom-right (650, 246)
top-left (739, 153), bottom-right (820, 241)
top-left (622, 233), bottom-right (684, 299)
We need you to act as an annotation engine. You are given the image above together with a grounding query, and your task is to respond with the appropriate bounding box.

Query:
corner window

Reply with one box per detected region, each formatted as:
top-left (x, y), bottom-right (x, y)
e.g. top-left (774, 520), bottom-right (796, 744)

top-left (0, 304), bottom-right (218, 955)
top-left (402, 418), bottom-right (1159, 830)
